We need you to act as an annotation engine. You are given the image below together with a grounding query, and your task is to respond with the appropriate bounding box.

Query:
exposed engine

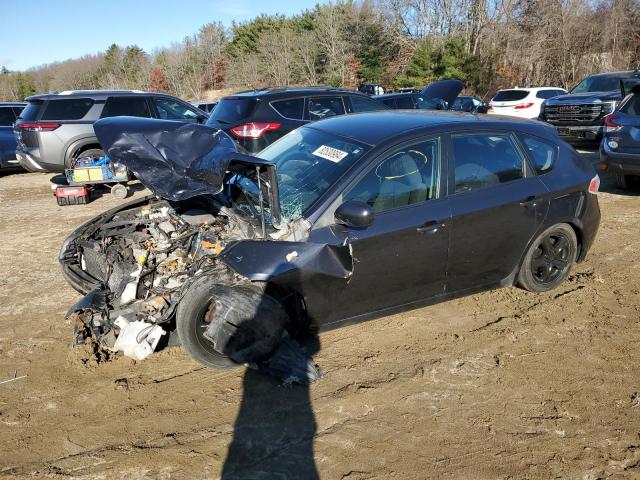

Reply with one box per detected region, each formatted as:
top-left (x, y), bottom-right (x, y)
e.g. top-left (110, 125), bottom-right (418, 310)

top-left (68, 198), bottom-right (254, 360)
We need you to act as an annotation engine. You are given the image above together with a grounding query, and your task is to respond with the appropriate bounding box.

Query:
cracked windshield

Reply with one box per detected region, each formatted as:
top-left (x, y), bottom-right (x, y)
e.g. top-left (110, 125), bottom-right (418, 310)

top-left (257, 127), bottom-right (371, 222)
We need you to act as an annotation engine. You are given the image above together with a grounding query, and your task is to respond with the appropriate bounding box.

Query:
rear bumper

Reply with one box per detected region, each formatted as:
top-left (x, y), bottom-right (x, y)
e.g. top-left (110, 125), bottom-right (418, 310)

top-left (0, 157), bottom-right (23, 170)
top-left (16, 151), bottom-right (64, 173)
top-left (600, 142), bottom-right (640, 176)
top-left (577, 192), bottom-right (601, 262)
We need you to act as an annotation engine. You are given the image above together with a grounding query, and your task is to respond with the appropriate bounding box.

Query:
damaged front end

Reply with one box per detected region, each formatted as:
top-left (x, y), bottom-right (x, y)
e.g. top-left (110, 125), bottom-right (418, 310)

top-left (62, 195), bottom-right (254, 359)
top-left (60, 117), bottom-right (351, 382)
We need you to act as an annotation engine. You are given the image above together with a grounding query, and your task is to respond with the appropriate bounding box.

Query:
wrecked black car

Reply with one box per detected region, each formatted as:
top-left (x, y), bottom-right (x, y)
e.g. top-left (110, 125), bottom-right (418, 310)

top-left (60, 112), bottom-right (600, 373)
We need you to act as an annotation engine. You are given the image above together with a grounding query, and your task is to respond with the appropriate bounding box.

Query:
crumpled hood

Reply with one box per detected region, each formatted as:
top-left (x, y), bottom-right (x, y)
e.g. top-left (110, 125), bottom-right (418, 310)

top-left (420, 79), bottom-right (464, 105)
top-left (545, 91), bottom-right (621, 104)
top-left (94, 117), bottom-right (238, 201)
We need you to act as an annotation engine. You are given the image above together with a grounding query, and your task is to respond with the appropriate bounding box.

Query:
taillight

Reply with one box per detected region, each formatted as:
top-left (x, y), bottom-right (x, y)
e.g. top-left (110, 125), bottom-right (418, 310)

top-left (604, 114), bottom-right (622, 132)
top-left (514, 102), bottom-right (534, 109)
top-left (588, 174), bottom-right (600, 194)
top-left (230, 122), bottom-right (281, 139)
top-left (19, 122), bottom-right (61, 132)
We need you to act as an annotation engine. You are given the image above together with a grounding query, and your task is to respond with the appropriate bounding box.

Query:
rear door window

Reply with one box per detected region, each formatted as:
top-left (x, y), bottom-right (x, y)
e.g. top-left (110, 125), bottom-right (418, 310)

top-left (41, 98), bottom-right (94, 120)
top-left (271, 98), bottom-right (304, 119)
top-left (307, 96), bottom-right (345, 120)
top-left (0, 107), bottom-right (16, 126)
top-left (452, 133), bottom-right (525, 193)
top-left (493, 90), bottom-right (529, 102)
top-left (349, 95), bottom-right (384, 113)
top-left (101, 96), bottom-right (152, 118)
top-left (536, 90), bottom-right (557, 99)
top-left (152, 97), bottom-right (199, 122)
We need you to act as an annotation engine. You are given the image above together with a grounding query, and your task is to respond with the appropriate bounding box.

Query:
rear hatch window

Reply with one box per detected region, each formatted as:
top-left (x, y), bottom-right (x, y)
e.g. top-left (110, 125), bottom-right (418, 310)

top-left (207, 97), bottom-right (257, 125)
top-left (18, 101), bottom-right (44, 121)
top-left (41, 98), bottom-right (94, 120)
top-left (493, 90), bottom-right (529, 102)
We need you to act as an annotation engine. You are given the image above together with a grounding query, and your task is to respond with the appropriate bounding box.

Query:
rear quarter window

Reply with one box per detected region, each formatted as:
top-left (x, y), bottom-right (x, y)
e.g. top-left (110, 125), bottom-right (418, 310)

top-left (521, 135), bottom-right (557, 174)
top-left (493, 90), bottom-right (530, 102)
top-left (41, 98), bottom-right (94, 120)
top-left (18, 101), bottom-right (43, 121)
top-left (270, 98), bottom-right (304, 119)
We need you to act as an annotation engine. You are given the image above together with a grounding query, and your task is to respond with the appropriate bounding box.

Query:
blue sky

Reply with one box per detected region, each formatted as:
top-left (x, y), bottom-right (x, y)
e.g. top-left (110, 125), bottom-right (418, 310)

top-left (0, 0), bottom-right (319, 71)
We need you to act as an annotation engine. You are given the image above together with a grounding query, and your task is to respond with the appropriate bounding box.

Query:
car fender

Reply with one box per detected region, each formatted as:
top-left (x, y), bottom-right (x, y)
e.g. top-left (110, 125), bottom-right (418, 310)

top-left (219, 240), bottom-right (354, 284)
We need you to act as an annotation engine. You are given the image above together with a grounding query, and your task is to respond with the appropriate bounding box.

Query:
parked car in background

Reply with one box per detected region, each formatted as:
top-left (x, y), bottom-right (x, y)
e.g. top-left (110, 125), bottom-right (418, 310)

top-left (488, 87), bottom-right (566, 119)
top-left (451, 95), bottom-right (489, 113)
top-left (358, 83), bottom-right (385, 95)
top-left (194, 100), bottom-right (217, 113)
top-left (600, 83), bottom-right (640, 188)
top-left (539, 70), bottom-right (640, 145)
top-left (0, 102), bottom-right (25, 171)
top-left (14, 90), bottom-right (207, 173)
top-left (374, 79), bottom-right (464, 111)
top-left (205, 87), bottom-right (386, 153)
top-left (62, 110), bottom-right (600, 369)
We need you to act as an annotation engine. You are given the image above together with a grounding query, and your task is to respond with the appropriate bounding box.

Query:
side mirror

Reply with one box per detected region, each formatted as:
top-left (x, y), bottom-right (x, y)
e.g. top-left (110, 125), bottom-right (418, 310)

top-left (476, 105), bottom-right (489, 114)
top-left (335, 200), bottom-right (374, 228)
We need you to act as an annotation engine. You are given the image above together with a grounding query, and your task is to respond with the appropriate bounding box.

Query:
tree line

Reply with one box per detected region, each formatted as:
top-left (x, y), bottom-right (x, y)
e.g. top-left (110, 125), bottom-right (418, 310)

top-left (1, 0), bottom-right (638, 102)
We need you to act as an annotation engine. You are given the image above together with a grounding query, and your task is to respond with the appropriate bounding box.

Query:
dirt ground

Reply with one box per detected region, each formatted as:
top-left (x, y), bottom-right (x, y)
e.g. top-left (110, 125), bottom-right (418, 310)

top-left (0, 152), bottom-right (639, 479)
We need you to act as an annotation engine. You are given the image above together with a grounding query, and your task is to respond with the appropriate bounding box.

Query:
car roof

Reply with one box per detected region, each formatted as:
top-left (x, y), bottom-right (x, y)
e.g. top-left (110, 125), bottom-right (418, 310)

top-left (497, 87), bottom-right (564, 91)
top-left (26, 90), bottom-right (175, 101)
top-left (306, 110), bottom-right (553, 146)
top-left (374, 92), bottom-right (416, 99)
top-left (0, 102), bottom-right (27, 107)
top-left (224, 87), bottom-right (366, 99)
top-left (585, 70), bottom-right (640, 78)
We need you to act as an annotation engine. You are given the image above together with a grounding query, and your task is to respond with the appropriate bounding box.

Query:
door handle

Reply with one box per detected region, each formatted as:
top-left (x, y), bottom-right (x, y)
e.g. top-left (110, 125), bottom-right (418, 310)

top-left (519, 195), bottom-right (539, 207)
top-left (416, 220), bottom-right (443, 234)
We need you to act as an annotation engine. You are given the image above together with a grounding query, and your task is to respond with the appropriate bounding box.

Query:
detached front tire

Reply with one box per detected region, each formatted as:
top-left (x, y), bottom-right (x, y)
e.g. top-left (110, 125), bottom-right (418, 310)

top-left (517, 223), bottom-right (577, 293)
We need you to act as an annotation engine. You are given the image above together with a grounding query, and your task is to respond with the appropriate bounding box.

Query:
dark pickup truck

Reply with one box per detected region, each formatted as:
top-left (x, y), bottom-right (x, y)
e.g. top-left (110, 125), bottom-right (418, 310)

top-left (539, 70), bottom-right (640, 145)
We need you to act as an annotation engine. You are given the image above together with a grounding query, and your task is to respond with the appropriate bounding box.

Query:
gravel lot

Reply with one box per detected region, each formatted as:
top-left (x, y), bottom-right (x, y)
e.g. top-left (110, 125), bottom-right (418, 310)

top-left (1, 151), bottom-right (639, 479)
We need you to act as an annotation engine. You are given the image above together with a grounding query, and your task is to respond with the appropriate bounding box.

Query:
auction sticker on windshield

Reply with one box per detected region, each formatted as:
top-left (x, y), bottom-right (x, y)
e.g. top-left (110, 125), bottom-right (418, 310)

top-left (312, 145), bottom-right (349, 163)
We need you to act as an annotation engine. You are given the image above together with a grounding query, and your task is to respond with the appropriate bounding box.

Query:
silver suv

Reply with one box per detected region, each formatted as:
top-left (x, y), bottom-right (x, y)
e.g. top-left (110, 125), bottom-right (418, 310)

top-left (15, 90), bottom-right (207, 173)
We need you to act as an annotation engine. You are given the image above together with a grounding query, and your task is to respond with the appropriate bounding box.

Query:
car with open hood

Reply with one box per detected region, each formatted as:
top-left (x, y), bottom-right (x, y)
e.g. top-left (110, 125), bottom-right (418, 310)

top-left (374, 80), bottom-right (464, 110)
top-left (59, 112), bottom-right (601, 372)
top-left (205, 87), bottom-right (386, 154)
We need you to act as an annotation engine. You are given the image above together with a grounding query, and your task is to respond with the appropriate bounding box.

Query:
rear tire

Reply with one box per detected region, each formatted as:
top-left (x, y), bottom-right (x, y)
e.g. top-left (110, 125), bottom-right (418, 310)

top-left (70, 148), bottom-right (104, 168)
top-left (517, 223), bottom-right (577, 293)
